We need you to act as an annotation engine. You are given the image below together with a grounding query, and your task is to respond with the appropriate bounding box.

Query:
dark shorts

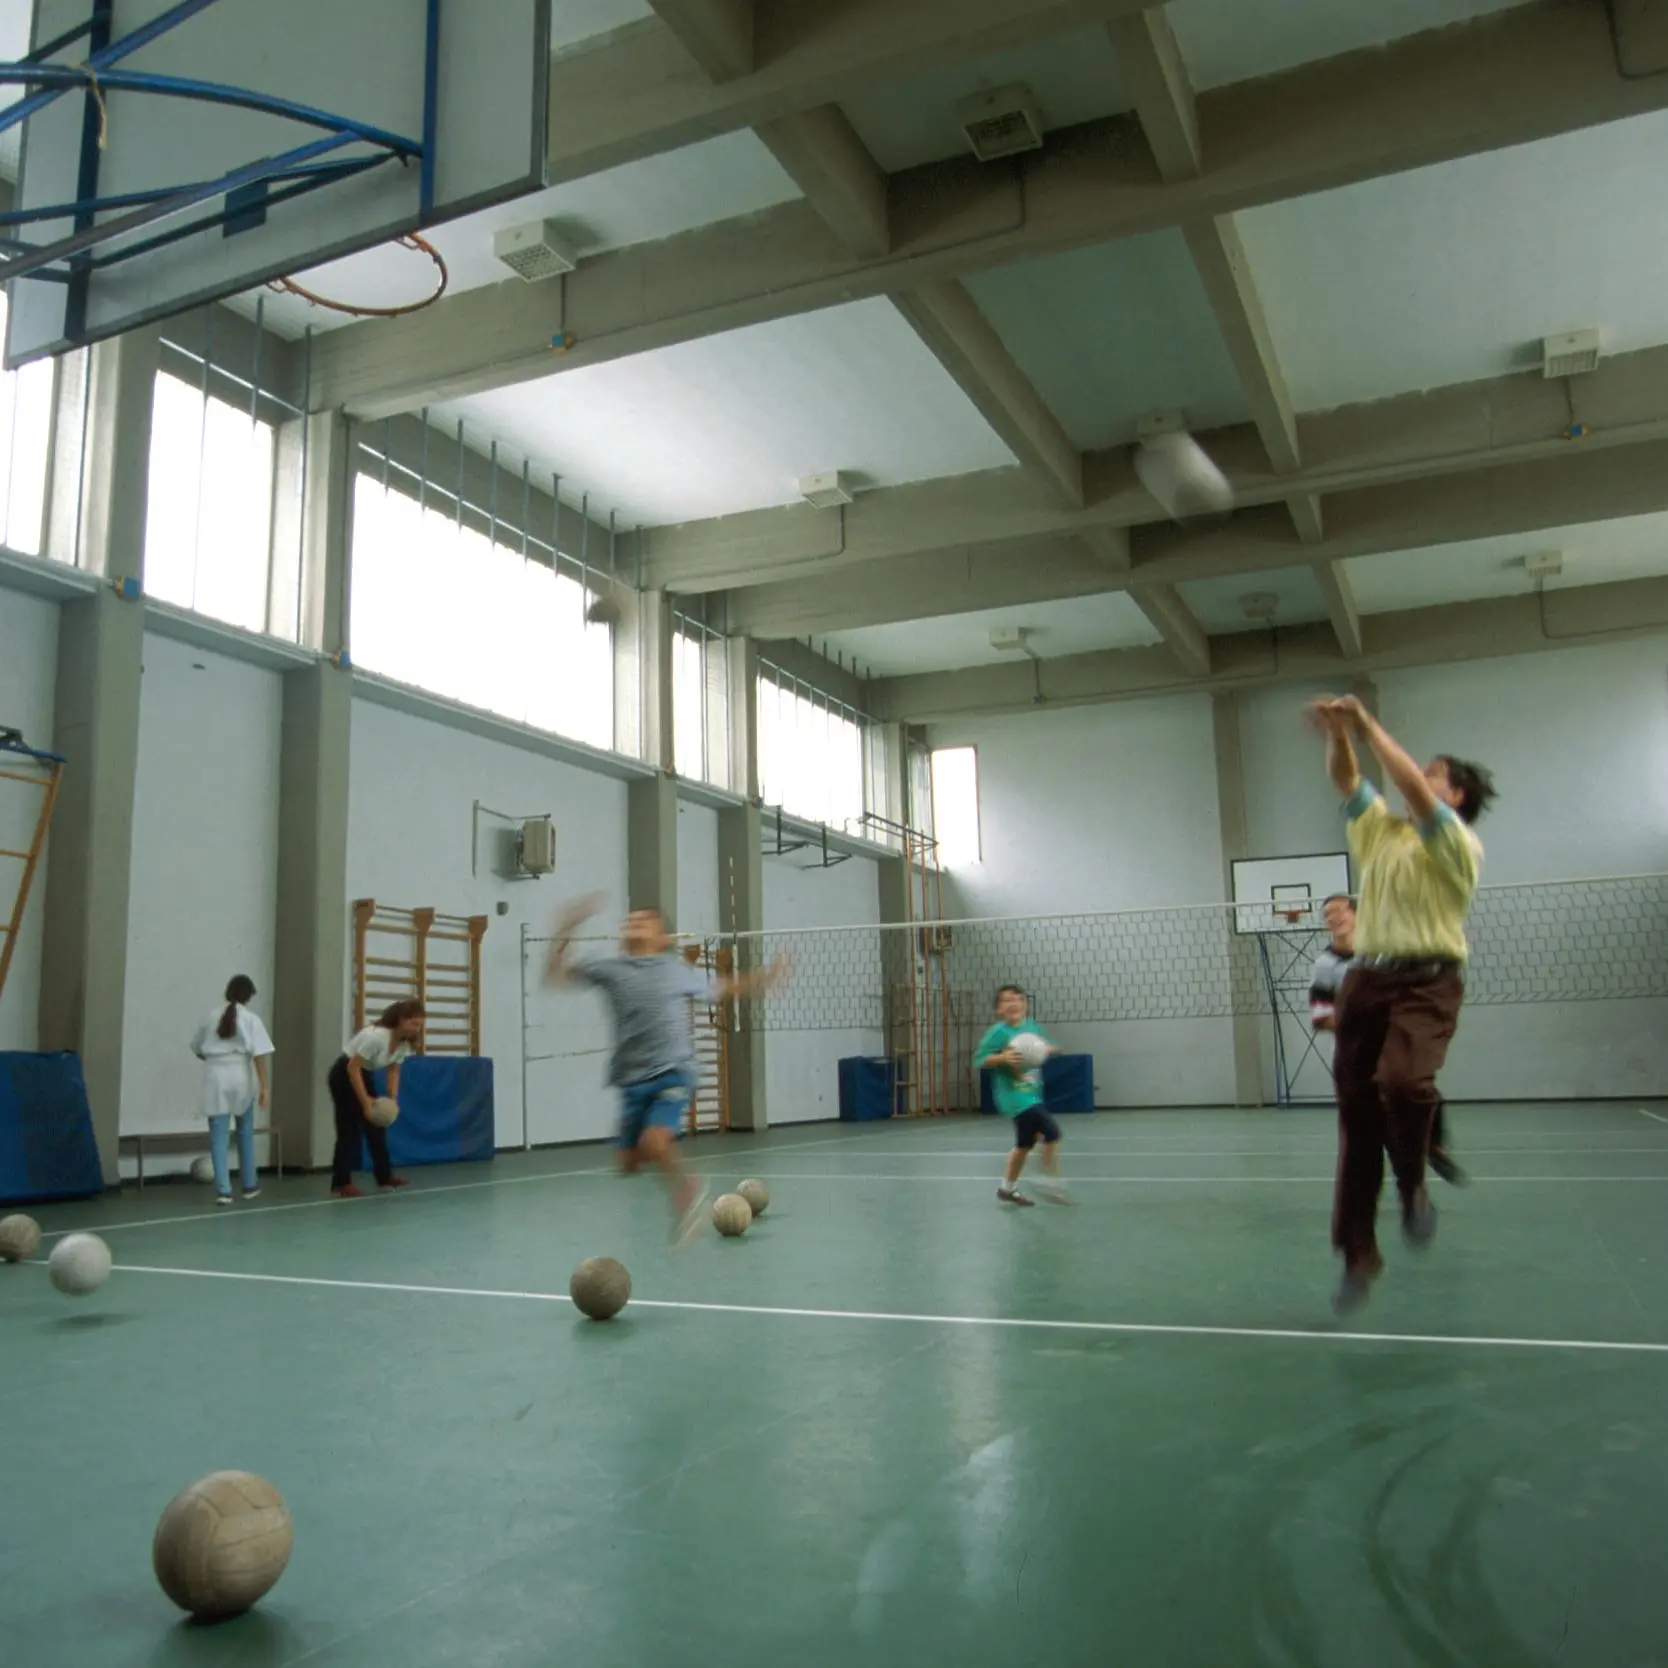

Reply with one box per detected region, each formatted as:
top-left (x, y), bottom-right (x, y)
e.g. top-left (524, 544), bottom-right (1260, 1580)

top-left (1010, 1106), bottom-right (1061, 1150)
top-left (617, 1066), bottom-right (693, 1148)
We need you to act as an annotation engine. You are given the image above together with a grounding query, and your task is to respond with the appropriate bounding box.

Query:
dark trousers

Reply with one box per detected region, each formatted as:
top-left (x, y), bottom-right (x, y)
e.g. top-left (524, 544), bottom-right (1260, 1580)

top-left (1331, 964), bottom-right (1464, 1264)
top-left (328, 1056), bottom-right (392, 1188)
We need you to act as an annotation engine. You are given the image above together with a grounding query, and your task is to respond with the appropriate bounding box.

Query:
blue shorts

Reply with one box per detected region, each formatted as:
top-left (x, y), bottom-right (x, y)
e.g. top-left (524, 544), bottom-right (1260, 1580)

top-left (617, 1067), bottom-right (693, 1148)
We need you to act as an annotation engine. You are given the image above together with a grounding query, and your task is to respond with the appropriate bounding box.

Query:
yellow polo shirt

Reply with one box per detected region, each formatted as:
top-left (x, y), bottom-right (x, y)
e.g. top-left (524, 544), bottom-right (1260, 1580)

top-left (1345, 783), bottom-right (1482, 962)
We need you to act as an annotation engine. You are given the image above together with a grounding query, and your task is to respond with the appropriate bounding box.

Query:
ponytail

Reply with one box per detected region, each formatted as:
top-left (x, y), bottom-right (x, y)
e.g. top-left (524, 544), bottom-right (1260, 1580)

top-left (217, 974), bottom-right (257, 1039)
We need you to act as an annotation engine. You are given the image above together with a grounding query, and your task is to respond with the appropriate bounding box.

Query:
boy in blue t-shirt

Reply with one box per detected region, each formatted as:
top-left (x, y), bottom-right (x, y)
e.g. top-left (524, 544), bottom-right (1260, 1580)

top-left (973, 984), bottom-right (1067, 1206)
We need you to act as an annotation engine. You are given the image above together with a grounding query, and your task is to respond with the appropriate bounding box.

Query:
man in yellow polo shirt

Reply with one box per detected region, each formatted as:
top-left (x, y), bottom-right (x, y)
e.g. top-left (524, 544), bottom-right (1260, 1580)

top-left (1309, 694), bottom-right (1496, 1315)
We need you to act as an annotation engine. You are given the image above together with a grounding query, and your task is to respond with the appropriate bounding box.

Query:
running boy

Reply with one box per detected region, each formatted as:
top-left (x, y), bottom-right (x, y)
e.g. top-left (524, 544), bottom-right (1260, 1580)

top-left (546, 895), bottom-right (788, 1242)
top-left (974, 984), bottom-right (1067, 1206)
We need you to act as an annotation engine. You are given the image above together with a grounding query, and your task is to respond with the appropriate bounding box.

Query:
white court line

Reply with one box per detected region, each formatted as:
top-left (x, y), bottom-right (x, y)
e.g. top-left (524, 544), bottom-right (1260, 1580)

top-left (1640, 1109), bottom-right (1668, 1126)
top-left (108, 1263), bottom-right (1668, 1358)
top-left (34, 1128), bottom-right (871, 1240)
top-left (747, 1147), bottom-right (1668, 1159)
top-left (703, 1171), bottom-right (1668, 1184)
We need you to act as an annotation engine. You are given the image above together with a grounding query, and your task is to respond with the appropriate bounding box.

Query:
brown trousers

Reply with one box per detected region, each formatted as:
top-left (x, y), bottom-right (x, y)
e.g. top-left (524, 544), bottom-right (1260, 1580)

top-left (1331, 963), bottom-right (1464, 1264)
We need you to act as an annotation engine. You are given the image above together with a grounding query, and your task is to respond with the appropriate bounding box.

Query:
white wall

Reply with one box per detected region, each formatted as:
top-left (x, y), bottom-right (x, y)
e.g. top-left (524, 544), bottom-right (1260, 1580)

top-left (676, 800), bottom-right (719, 940)
top-left (940, 698), bottom-right (1225, 916)
top-left (0, 587), bottom-right (59, 1053)
top-left (763, 849), bottom-right (884, 1124)
top-left (347, 698), bottom-right (629, 1149)
top-left (1378, 642), bottom-right (1668, 882)
top-left (931, 697), bottom-right (1237, 1105)
top-left (119, 634), bottom-right (282, 1168)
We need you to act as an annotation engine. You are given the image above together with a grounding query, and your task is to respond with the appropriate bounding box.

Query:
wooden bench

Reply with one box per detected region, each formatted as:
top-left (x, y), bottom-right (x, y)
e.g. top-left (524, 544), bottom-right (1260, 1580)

top-left (118, 1126), bottom-right (284, 1190)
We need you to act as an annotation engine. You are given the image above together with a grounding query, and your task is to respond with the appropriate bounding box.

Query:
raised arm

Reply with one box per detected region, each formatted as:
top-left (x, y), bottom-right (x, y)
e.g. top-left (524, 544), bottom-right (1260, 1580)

top-left (1307, 699), bottom-right (1361, 799)
top-left (544, 892), bottom-right (606, 986)
top-left (1339, 697), bottom-right (1439, 826)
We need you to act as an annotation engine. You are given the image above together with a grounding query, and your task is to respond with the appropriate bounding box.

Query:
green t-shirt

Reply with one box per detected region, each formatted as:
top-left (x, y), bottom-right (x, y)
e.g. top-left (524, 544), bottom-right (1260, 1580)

top-left (973, 1021), bottom-right (1048, 1116)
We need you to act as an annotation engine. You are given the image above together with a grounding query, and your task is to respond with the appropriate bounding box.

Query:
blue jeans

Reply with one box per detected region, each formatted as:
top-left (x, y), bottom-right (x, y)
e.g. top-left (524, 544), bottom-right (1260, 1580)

top-left (617, 1067), bottom-right (693, 1149)
top-left (209, 1105), bottom-right (258, 1196)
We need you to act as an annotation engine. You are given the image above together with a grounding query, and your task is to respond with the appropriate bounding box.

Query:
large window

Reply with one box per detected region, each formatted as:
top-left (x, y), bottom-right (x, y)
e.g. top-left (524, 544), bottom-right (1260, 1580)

top-left (757, 664), bottom-right (866, 832)
top-left (350, 468), bottom-right (614, 751)
top-left (0, 291), bottom-right (56, 556)
top-left (672, 609), bottom-right (729, 786)
top-left (145, 369), bottom-right (286, 635)
top-left (929, 746), bottom-right (981, 868)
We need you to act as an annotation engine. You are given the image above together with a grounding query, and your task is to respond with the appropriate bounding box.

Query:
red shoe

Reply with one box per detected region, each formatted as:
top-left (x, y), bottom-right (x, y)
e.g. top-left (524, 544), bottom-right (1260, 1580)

top-left (331, 1184), bottom-right (363, 1199)
top-left (379, 1176), bottom-right (410, 1191)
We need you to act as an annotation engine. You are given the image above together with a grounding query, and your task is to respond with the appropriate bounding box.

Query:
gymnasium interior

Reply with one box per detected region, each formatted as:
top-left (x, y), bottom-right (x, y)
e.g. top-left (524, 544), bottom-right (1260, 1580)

top-left (2, 2), bottom-right (1668, 1663)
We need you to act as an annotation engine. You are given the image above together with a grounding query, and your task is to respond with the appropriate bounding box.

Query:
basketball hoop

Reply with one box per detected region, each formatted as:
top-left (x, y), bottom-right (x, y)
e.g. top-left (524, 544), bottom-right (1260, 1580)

top-left (1277, 909), bottom-right (1306, 926)
top-left (267, 233), bottom-right (449, 318)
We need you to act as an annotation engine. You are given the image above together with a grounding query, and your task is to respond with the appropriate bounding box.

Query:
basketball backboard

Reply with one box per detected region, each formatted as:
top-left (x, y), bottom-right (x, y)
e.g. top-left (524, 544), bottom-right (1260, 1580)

top-left (4, 0), bottom-right (549, 366)
top-left (1230, 852), bottom-right (1351, 936)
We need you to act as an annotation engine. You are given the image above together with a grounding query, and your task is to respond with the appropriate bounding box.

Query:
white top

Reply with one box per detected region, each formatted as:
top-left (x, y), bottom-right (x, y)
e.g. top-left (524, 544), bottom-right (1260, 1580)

top-left (345, 1025), bottom-right (413, 1071)
top-left (192, 1004), bottom-right (275, 1061)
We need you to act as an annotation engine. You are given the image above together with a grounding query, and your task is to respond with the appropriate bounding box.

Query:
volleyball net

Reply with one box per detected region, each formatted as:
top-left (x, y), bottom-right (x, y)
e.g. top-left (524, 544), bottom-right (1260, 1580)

top-left (726, 875), bottom-right (1668, 1024)
top-left (707, 874), bottom-right (1668, 1111)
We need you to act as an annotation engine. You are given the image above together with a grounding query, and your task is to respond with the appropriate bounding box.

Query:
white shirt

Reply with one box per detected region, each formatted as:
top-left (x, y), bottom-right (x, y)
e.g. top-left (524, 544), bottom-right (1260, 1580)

top-left (192, 1004), bottom-right (275, 1061)
top-left (345, 1026), bottom-right (412, 1071)
top-left (192, 1003), bottom-right (273, 1122)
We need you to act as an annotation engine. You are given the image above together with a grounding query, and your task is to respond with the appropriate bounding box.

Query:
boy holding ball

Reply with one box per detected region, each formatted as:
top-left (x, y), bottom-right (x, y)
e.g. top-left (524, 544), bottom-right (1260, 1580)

top-left (974, 984), bottom-right (1068, 1206)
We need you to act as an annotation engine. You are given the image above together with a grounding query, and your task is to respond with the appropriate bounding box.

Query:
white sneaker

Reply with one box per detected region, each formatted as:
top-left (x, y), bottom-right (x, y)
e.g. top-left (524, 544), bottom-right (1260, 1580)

top-left (215, 1194), bottom-right (233, 1208)
top-left (242, 1187), bottom-right (262, 1202)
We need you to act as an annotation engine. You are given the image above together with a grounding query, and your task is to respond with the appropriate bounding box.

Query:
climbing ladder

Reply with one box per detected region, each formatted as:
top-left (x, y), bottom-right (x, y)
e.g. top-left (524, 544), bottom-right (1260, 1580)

top-left (684, 942), bottom-right (729, 1134)
top-left (0, 731), bottom-right (64, 1006)
top-left (352, 898), bottom-right (489, 1056)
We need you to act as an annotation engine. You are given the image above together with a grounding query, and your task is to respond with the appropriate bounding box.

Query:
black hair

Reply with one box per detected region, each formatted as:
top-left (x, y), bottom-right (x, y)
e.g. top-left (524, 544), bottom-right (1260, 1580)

top-left (1434, 755), bottom-right (1497, 825)
top-left (217, 974), bottom-right (256, 1040)
top-left (995, 984), bottom-right (1026, 1009)
top-left (1322, 893), bottom-right (1354, 911)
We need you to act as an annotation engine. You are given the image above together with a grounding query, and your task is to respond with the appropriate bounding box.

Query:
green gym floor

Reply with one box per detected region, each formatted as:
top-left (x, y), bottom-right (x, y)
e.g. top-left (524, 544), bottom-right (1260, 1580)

top-left (4, 1104), bottom-right (1668, 1667)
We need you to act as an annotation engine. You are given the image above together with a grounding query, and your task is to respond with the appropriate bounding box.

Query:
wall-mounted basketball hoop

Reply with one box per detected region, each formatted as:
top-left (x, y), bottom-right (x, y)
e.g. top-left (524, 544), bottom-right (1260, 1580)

top-left (0, 0), bottom-right (549, 366)
top-left (267, 232), bottom-right (449, 318)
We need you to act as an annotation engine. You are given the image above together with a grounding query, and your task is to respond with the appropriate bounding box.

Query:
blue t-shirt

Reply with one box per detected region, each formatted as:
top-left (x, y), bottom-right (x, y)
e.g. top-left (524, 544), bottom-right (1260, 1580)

top-left (973, 1020), bottom-right (1048, 1116)
top-left (573, 954), bottom-right (721, 1086)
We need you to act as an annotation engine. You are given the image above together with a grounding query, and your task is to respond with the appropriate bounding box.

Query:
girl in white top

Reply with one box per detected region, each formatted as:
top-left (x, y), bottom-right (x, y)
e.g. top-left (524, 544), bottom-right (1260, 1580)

top-left (190, 975), bottom-right (274, 1206)
top-left (327, 998), bottom-right (424, 1196)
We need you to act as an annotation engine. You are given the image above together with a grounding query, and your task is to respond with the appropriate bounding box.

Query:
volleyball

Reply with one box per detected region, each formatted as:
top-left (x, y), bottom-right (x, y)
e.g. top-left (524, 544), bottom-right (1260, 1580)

top-left (1009, 1032), bottom-right (1049, 1068)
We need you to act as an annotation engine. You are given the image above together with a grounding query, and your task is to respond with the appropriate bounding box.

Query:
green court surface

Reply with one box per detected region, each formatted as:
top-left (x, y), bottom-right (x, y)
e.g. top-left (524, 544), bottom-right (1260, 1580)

top-left (4, 1104), bottom-right (1668, 1667)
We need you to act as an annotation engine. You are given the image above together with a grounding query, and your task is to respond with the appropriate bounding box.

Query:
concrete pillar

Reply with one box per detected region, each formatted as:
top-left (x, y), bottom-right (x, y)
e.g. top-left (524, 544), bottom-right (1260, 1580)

top-left (37, 590), bottom-right (145, 1182)
top-left (726, 631), bottom-right (760, 801)
top-left (1211, 691), bottom-right (1265, 1109)
top-left (624, 588), bottom-right (678, 923)
top-left (36, 327), bottom-right (159, 1183)
top-left (718, 803), bottom-right (767, 1130)
top-left (615, 587), bottom-right (675, 765)
top-left (628, 774), bottom-right (679, 926)
top-left (272, 663), bottom-right (353, 1169)
top-left (271, 409), bottom-right (354, 1169)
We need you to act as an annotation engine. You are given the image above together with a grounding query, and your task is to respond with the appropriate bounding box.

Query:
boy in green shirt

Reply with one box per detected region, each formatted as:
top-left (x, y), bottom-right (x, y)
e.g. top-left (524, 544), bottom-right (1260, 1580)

top-left (973, 984), bottom-right (1068, 1206)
